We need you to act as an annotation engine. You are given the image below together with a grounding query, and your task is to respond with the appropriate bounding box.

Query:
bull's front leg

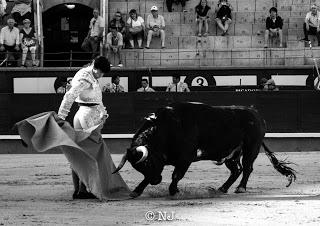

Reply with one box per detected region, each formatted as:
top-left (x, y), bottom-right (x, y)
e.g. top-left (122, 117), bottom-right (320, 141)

top-left (169, 163), bottom-right (191, 196)
top-left (130, 178), bottom-right (149, 198)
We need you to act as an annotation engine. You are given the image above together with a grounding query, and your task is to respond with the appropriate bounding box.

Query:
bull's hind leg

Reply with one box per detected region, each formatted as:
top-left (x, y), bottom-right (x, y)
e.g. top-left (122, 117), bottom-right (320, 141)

top-left (235, 141), bottom-right (260, 193)
top-left (218, 157), bottom-right (243, 193)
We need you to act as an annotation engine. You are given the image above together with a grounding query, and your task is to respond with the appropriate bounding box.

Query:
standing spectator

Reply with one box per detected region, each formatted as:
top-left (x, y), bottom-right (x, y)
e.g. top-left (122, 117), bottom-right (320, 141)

top-left (11, 0), bottom-right (32, 26)
top-left (137, 79), bottom-right (155, 92)
top-left (0, 0), bottom-right (7, 19)
top-left (0, 18), bottom-right (20, 67)
top-left (106, 26), bottom-right (123, 67)
top-left (195, 0), bottom-right (211, 37)
top-left (264, 7), bottom-right (283, 48)
top-left (103, 75), bottom-right (125, 92)
top-left (301, 4), bottom-right (320, 45)
top-left (215, 0), bottom-right (233, 36)
top-left (86, 8), bottom-right (104, 58)
top-left (20, 18), bottom-right (37, 67)
top-left (127, 9), bottom-right (145, 49)
top-left (145, 6), bottom-right (165, 49)
top-left (166, 75), bottom-right (190, 92)
top-left (109, 11), bottom-right (126, 46)
top-left (166, 0), bottom-right (187, 13)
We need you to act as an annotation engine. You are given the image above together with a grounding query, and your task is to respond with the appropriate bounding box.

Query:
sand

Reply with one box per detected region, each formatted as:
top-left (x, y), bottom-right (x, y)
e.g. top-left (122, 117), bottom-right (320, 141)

top-left (0, 152), bottom-right (319, 225)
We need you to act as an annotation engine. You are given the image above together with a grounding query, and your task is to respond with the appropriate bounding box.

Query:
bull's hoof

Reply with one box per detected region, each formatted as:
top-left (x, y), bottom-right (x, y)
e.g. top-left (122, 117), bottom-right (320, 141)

top-left (129, 191), bottom-right (142, 198)
top-left (169, 186), bottom-right (179, 196)
top-left (218, 187), bottom-right (228, 193)
top-left (235, 187), bottom-right (246, 193)
top-left (73, 191), bottom-right (97, 199)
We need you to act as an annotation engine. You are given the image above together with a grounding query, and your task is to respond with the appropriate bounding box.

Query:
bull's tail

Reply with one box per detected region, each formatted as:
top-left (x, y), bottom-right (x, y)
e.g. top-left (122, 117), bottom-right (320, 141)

top-left (262, 142), bottom-right (297, 187)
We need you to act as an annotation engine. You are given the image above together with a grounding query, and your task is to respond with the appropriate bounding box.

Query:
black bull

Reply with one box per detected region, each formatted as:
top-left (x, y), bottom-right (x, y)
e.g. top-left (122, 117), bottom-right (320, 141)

top-left (113, 102), bottom-right (296, 198)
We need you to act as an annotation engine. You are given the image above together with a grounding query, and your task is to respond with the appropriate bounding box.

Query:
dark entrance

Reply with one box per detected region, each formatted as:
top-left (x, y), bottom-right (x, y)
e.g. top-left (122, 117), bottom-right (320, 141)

top-left (43, 4), bottom-right (93, 67)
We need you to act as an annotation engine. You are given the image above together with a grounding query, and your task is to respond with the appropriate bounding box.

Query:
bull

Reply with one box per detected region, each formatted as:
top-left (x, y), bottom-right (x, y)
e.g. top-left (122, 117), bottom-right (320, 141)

top-left (113, 102), bottom-right (296, 198)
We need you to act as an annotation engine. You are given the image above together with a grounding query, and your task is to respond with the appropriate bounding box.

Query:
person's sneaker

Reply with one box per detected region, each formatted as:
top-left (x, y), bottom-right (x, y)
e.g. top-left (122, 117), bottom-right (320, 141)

top-left (300, 37), bottom-right (310, 42)
top-left (117, 63), bottom-right (123, 67)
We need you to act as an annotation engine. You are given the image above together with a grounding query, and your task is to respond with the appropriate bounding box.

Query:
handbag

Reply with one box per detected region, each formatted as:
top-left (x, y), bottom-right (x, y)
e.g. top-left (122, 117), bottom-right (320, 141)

top-left (81, 37), bottom-right (90, 52)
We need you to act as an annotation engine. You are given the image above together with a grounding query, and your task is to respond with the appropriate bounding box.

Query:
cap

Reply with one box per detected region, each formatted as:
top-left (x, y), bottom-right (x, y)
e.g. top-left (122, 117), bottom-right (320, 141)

top-left (151, 6), bottom-right (158, 11)
top-left (23, 19), bottom-right (31, 23)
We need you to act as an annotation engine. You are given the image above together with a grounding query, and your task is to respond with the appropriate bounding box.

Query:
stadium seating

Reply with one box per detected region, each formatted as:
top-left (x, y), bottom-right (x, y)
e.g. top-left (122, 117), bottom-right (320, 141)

top-left (107, 0), bottom-right (320, 68)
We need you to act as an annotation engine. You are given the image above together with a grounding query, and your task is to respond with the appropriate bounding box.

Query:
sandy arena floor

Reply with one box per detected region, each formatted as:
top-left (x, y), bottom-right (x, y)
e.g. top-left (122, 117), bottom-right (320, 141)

top-left (0, 152), bottom-right (320, 226)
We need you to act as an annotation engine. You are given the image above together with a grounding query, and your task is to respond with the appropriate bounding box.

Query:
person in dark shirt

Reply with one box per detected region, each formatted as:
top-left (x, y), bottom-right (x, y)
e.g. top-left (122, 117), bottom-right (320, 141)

top-left (195, 0), bottom-right (211, 37)
top-left (166, 0), bottom-right (187, 12)
top-left (215, 0), bottom-right (233, 36)
top-left (264, 7), bottom-right (283, 48)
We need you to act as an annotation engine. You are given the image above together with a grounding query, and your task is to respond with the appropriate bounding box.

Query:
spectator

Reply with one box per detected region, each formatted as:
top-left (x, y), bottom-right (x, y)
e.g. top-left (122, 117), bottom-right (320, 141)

top-left (137, 79), bottom-right (155, 92)
top-left (20, 18), bottom-right (37, 67)
top-left (103, 75), bottom-right (125, 92)
top-left (54, 76), bottom-right (71, 94)
top-left (145, 6), bottom-right (165, 49)
top-left (106, 26), bottom-right (123, 67)
top-left (109, 11), bottom-right (126, 45)
top-left (215, 0), bottom-right (233, 36)
top-left (166, 75), bottom-right (190, 92)
top-left (11, 0), bottom-right (32, 26)
top-left (259, 78), bottom-right (279, 91)
top-left (0, 0), bottom-right (7, 18)
top-left (264, 7), bottom-right (283, 48)
top-left (0, 18), bottom-right (20, 67)
top-left (166, 0), bottom-right (187, 13)
top-left (301, 4), bottom-right (320, 45)
top-left (86, 8), bottom-right (104, 58)
top-left (127, 9), bottom-right (145, 49)
top-left (195, 0), bottom-right (211, 37)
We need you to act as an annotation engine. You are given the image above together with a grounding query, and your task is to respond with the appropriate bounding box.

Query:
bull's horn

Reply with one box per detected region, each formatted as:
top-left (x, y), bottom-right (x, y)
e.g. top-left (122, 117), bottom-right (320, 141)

top-left (112, 153), bottom-right (127, 174)
top-left (135, 146), bottom-right (148, 164)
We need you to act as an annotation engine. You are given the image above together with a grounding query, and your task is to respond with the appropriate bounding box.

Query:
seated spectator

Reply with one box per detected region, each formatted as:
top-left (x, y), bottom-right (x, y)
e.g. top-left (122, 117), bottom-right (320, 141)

top-left (106, 26), bottom-right (123, 67)
top-left (20, 18), bottom-right (37, 67)
top-left (301, 4), bottom-right (320, 45)
top-left (0, 18), bottom-right (20, 67)
top-left (11, 0), bottom-right (32, 26)
top-left (127, 9), bottom-right (145, 49)
top-left (166, 0), bottom-right (187, 12)
top-left (109, 11), bottom-right (126, 45)
top-left (137, 79), bottom-right (155, 92)
top-left (54, 76), bottom-right (71, 94)
top-left (195, 0), bottom-right (211, 37)
top-left (259, 78), bottom-right (279, 91)
top-left (145, 6), bottom-right (165, 49)
top-left (215, 0), bottom-right (233, 36)
top-left (0, 0), bottom-right (7, 18)
top-left (166, 75), bottom-right (190, 92)
top-left (103, 75), bottom-right (125, 93)
top-left (264, 7), bottom-right (283, 48)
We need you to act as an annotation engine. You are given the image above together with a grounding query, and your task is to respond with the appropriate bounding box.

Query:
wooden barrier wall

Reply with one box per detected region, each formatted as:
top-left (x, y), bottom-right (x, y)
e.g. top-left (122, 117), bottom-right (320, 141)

top-left (3, 91), bottom-right (320, 135)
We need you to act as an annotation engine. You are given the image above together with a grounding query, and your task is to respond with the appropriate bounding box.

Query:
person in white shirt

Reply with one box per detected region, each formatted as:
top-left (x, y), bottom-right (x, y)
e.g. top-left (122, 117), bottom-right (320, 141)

top-left (301, 4), bottom-right (320, 44)
top-left (166, 75), bottom-right (190, 92)
top-left (86, 8), bottom-right (104, 58)
top-left (0, 0), bottom-right (7, 18)
top-left (106, 26), bottom-right (123, 67)
top-left (137, 79), bottom-right (155, 92)
top-left (127, 9), bottom-right (145, 49)
top-left (145, 6), bottom-right (165, 49)
top-left (0, 18), bottom-right (20, 67)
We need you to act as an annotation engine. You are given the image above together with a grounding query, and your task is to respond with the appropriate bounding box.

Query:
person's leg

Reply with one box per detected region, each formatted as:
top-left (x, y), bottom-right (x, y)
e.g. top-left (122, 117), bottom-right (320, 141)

top-left (180, 0), bottom-right (186, 12)
top-left (316, 30), bottom-right (320, 46)
top-left (117, 46), bottom-right (123, 66)
top-left (166, 0), bottom-right (173, 12)
top-left (198, 19), bottom-right (203, 36)
top-left (146, 30), bottom-right (153, 48)
top-left (21, 46), bottom-right (28, 66)
top-left (30, 46), bottom-right (37, 65)
top-left (224, 19), bottom-right (231, 34)
top-left (302, 22), bottom-right (309, 41)
top-left (204, 19), bottom-right (209, 35)
top-left (106, 45), bottom-right (112, 61)
top-left (160, 29), bottom-right (165, 48)
top-left (264, 29), bottom-right (270, 47)
top-left (278, 29), bottom-right (283, 47)
top-left (136, 31), bottom-right (143, 48)
top-left (216, 18), bottom-right (225, 34)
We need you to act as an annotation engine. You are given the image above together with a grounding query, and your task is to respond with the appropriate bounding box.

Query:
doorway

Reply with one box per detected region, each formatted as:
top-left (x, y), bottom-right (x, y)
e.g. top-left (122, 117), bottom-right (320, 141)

top-left (43, 4), bottom-right (93, 67)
